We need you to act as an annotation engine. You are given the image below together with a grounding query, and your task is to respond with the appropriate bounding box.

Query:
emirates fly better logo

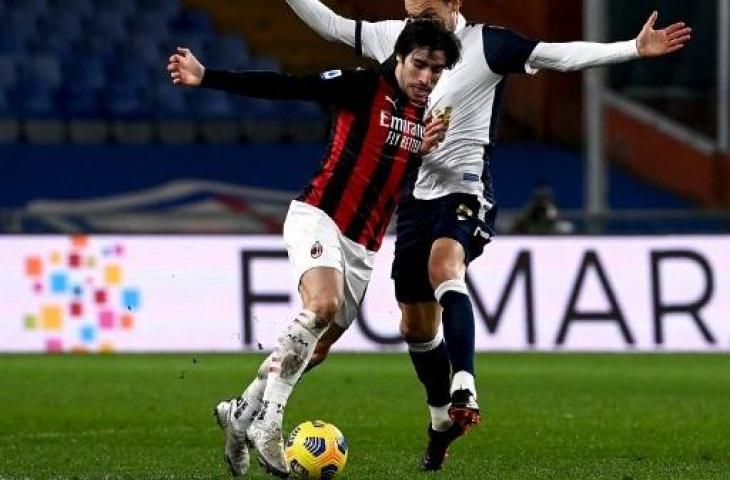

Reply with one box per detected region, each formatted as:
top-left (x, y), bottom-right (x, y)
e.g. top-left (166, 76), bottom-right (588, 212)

top-left (22, 236), bottom-right (142, 353)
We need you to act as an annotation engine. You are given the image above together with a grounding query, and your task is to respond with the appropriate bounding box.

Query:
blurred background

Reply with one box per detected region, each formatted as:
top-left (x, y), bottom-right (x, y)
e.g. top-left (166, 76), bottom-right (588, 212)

top-left (0, 0), bottom-right (727, 235)
top-left (1, 4), bottom-right (728, 475)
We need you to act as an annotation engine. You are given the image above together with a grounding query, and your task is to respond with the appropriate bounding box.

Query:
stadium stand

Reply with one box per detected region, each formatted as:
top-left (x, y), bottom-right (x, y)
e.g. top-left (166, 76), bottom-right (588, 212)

top-left (0, 0), bottom-right (325, 144)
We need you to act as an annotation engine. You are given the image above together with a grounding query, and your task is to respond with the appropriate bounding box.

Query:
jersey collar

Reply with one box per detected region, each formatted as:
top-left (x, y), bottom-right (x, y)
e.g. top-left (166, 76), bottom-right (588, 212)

top-left (454, 13), bottom-right (466, 35)
top-left (404, 14), bottom-right (466, 35)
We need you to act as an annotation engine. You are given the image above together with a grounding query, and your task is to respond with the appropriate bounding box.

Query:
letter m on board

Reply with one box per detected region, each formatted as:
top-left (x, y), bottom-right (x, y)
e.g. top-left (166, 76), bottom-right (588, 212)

top-left (466, 250), bottom-right (536, 345)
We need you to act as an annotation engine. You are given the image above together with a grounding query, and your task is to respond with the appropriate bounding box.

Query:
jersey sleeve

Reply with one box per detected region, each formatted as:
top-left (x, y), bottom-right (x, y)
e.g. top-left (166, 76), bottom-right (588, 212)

top-left (201, 68), bottom-right (375, 106)
top-left (284, 0), bottom-right (358, 48)
top-left (527, 40), bottom-right (640, 72)
top-left (482, 26), bottom-right (540, 75)
top-left (358, 20), bottom-right (406, 63)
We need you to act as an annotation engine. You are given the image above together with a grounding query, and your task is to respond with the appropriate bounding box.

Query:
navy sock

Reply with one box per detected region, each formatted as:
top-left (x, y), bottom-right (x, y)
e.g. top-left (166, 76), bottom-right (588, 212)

top-left (408, 340), bottom-right (452, 406)
top-left (439, 290), bottom-right (475, 374)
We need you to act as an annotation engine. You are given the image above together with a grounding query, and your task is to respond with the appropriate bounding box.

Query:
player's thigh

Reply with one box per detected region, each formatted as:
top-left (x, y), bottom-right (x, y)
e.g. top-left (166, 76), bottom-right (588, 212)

top-left (283, 201), bottom-right (347, 317)
top-left (399, 301), bottom-right (441, 343)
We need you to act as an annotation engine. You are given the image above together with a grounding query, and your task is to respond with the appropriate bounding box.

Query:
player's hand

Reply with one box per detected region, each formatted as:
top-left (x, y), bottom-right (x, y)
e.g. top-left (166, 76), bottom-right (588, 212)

top-left (636, 11), bottom-right (692, 57)
top-left (420, 116), bottom-right (447, 155)
top-left (167, 47), bottom-right (205, 87)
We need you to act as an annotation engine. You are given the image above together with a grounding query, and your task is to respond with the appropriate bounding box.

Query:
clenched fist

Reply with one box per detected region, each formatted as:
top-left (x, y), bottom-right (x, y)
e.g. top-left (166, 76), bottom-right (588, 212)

top-left (167, 47), bottom-right (205, 87)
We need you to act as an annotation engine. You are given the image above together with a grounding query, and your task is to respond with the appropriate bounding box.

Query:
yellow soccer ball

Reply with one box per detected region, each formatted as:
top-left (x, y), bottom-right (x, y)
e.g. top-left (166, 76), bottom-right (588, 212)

top-left (284, 420), bottom-right (349, 479)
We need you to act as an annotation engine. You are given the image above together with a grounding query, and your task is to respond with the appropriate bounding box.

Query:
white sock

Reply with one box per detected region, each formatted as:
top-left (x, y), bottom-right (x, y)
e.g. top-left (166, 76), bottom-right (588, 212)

top-left (261, 310), bottom-right (325, 423)
top-left (233, 376), bottom-right (266, 428)
top-left (429, 404), bottom-right (453, 432)
top-left (451, 370), bottom-right (477, 399)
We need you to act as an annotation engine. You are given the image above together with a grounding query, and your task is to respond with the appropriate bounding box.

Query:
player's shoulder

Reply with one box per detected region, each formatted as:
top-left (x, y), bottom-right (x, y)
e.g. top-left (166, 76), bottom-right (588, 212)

top-left (364, 18), bottom-right (406, 34)
top-left (481, 24), bottom-right (534, 43)
top-left (463, 23), bottom-right (525, 45)
top-left (318, 67), bottom-right (381, 96)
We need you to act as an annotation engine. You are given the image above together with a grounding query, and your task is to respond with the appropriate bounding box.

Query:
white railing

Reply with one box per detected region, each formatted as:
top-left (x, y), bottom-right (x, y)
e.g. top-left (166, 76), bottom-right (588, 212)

top-left (584, 0), bottom-right (728, 215)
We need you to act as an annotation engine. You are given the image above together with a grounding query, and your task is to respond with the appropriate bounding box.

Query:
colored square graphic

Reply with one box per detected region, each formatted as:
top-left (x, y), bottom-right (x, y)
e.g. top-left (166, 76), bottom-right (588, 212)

top-left (69, 253), bottom-right (81, 268)
top-left (99, 310), bottom-right (115, 330)
top-left (71, 235), bottom-right (88, 248)
top-left (100, 342), bottom-right (114, 353)
top-left (95, 289), bottom-right (107, 304)
top-left (121, 314), bottom-right (134, 330)
top-left (41, 306), bottom-right (63, 331)
top-left (50, 273), bottom-right (68, 294)
top-left (70, 302), bottom-right (83, 317)
top-left (24, 314), bottom-right (37, 330)
top-left (81, 325), bottom-right (96, 343)
top-left (122, 289), bottom-right (141, 311)
top-left (105, 265), bottom-right (122, 285)
top-left (25, 257), bottom-right (42, 277)
top-left (50, 252), bottom-right (61, 265)
top-left (46, 338), bottom-right (63, 353)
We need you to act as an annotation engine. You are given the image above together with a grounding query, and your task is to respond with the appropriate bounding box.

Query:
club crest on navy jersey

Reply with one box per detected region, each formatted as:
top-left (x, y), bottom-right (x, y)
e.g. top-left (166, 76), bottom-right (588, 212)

top-left (456, 204), bottom-right (474, 220)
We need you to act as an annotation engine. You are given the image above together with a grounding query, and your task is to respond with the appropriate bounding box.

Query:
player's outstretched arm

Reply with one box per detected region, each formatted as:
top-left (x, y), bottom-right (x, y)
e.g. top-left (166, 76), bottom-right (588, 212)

top-left (527, 10), bottom-right (692, 72)
top-left (167, 49), bottom-right (370, 105)
top-left (636, 11), bottom-right (692, 57)
top-left (284, 0), bottom-right (357, 46)
top-left (284, 0), bottom-right (404, 63)
top-left (167, 47), bottom-right (205, 87)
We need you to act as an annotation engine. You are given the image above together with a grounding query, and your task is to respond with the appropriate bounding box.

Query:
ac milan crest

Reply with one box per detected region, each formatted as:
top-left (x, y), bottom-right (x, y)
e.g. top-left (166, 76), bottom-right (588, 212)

top-left (311, 241), bottom-right (323, 259)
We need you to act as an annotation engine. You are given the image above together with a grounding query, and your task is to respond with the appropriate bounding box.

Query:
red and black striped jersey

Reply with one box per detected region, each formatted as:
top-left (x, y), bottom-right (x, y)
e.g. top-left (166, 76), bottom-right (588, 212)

top-left (202, 66), bottom-right (426, 251)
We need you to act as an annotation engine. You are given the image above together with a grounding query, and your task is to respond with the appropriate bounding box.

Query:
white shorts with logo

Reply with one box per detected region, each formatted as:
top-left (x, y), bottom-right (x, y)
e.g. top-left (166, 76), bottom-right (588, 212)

top-left (283, 200), bottom-right (376, 329)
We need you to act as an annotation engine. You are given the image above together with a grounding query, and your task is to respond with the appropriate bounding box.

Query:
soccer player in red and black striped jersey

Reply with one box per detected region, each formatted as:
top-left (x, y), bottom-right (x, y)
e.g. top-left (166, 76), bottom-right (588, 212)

top-left (168, 20), bottom-right (460, 478)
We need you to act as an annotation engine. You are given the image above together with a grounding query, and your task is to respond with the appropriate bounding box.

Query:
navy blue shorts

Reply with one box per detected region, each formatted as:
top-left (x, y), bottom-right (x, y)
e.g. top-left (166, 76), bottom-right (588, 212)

top-left (391, 193), bottom-right (497, 304)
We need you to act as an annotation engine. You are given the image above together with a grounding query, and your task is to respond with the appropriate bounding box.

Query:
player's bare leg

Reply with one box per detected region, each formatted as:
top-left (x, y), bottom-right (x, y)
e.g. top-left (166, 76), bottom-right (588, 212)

top-left (429, 238), bottom-right (481, 427)
top-left (306, 322), bottom-right (347, 372)
top-left (248, 267), bottom-right (343, 477)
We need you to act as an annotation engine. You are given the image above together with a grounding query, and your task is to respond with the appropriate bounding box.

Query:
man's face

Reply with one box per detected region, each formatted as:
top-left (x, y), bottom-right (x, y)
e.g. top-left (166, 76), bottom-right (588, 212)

top-left (395, 48), bottom-right (447, 106)
top-left (404, 0), bottom-right (460, 32)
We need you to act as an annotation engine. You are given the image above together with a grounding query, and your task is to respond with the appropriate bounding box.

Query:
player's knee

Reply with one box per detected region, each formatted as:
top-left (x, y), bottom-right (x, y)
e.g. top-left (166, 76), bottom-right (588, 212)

top-left (307, 294), bottom-right (343, 324)
top-left (428, 261), bottom-right (461, 289)
top-left (399, 317), bottom-right (436, 344)
top-left (428, 239), bottom-right (466, 287)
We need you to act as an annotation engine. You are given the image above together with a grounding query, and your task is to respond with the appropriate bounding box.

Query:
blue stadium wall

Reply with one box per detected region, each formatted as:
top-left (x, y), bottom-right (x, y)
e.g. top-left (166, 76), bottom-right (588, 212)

top-left (0, 143), bottom-right (687, 211)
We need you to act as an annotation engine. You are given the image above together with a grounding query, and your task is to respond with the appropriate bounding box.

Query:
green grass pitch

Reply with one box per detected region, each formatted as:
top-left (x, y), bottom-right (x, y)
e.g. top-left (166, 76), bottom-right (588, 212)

top-left (0, 353), bottom-right (728, 479)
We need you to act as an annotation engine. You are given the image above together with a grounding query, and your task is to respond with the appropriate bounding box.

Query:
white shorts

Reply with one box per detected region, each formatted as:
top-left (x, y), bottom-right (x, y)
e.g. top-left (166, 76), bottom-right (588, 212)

top-left (283, 201), bottom-right (376, 329)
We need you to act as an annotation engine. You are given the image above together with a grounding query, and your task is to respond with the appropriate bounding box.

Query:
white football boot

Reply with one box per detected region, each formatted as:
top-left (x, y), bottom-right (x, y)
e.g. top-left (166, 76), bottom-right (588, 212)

top-left (247, 402), bottom-right (289, 478)
top-left (214, 398), bottom-right (253, 478)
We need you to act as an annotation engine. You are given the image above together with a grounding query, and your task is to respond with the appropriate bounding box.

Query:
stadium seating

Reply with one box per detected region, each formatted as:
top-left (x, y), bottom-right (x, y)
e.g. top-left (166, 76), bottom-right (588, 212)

top-left (0, 0), bottom-right (325, 144)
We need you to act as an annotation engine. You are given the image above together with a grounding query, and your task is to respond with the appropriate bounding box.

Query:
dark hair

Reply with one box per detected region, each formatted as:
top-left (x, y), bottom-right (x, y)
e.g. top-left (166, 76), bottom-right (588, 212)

top-left (394, 19), bottom-right (461, 69)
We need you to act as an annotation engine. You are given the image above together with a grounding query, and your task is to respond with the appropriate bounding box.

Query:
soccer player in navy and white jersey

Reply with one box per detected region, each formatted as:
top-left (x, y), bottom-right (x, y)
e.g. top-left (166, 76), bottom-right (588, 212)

top-left (168, 20), bottom-right (461, 477)
top-left (282, 0), bottom-right (692, 471)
